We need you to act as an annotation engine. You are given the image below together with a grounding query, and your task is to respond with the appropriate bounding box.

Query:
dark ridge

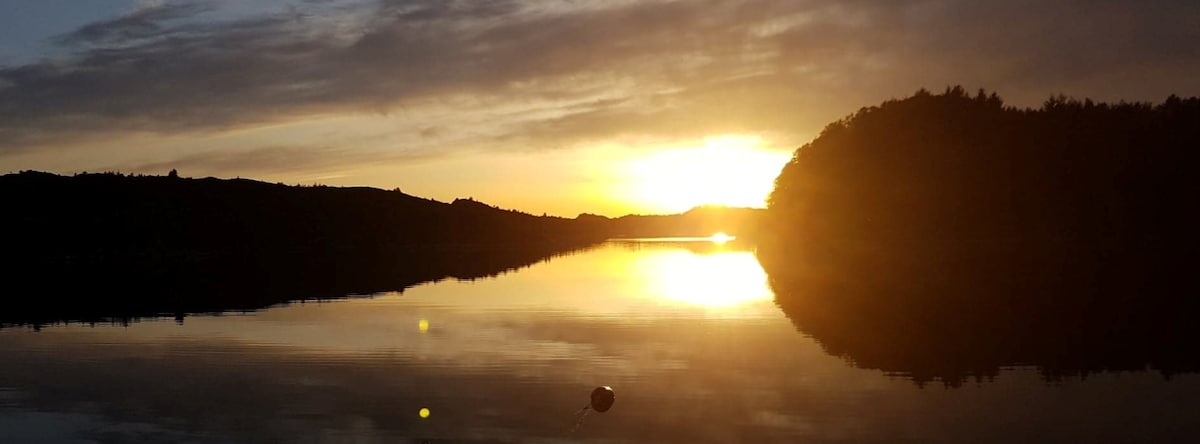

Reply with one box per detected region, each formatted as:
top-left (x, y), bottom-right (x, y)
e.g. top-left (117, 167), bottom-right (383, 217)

top-left (760, 87), bottom-right (1200, 386)
top-left (0, 172), bottom-right (606, 327)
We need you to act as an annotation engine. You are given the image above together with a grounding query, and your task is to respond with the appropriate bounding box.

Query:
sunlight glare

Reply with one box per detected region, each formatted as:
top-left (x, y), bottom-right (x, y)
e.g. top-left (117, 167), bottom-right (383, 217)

top-left (623, 135), bottom-right (792, 214)
top-left (710, 232), bottom-right (734, 244)
top-left (639, 250), bottom-right (772, 309)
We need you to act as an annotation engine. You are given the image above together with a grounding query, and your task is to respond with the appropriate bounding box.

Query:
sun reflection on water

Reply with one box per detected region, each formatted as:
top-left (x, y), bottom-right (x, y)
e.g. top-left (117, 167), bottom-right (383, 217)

top-left (636, 248), bottom-right (772, 309)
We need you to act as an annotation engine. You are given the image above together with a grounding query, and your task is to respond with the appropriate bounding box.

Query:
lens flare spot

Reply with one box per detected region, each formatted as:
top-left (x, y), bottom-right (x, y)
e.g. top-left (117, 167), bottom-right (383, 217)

top-left (419, 407), bottom-right (431, 418)
top-left (418, 319), bottom-right (429, 333)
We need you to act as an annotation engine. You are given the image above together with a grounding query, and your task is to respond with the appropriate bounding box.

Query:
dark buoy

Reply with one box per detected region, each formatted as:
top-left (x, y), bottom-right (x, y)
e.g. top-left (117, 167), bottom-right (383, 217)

top-left (572, 386), bottom-right (615, 432)
top-left (590, 386), bottom-right (615, 413)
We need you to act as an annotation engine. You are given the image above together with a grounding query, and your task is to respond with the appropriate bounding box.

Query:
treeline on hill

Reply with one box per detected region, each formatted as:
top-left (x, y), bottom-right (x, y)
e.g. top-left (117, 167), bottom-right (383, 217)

top-left (0, 172), bottom-right (612, 326)
top-left (761, 87), bottom-right (1200, 385)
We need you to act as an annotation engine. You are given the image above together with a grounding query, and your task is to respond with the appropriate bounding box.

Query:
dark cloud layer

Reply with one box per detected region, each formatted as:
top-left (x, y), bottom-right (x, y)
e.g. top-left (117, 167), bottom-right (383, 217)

top-left (1, 0), bottom-right (1198, 154)
top-left (53, 1), bottom-right (218, 47)
top-left (121, 142), bottom-right (440, 177)
top-left (125, 144), bottom-right (347, 175)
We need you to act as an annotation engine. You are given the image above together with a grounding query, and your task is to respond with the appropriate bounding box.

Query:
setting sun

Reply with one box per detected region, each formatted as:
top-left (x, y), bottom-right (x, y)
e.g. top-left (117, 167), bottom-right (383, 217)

top-left (1, 0), bottom-right (1194, 441)
top-left (619, 135), bottom-right (792, 214)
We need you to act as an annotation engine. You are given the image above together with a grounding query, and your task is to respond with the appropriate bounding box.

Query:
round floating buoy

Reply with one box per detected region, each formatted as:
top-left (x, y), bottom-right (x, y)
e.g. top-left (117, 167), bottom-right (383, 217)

top-left (572, 385), bottom-right (616, 432)
top-left (590, 386), bottom-right (615, 413)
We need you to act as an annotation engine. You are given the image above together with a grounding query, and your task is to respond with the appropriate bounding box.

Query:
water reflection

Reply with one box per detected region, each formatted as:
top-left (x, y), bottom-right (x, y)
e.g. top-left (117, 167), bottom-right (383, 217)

top-left (0, 241), bottom-right (807, 443)
top-left (635, 248), bottom-right (770, 308)
top-left (1, 241), bottom-right (1199, 443)
top-left (0, 242), bottom-right (598, 329)
top-left (762, 249), bottom-right (1200, 387)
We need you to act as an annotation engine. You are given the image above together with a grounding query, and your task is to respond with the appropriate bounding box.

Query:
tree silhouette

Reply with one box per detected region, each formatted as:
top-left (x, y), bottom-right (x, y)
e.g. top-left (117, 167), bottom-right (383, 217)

top-left (762, 88), bottom-right (1200, 385)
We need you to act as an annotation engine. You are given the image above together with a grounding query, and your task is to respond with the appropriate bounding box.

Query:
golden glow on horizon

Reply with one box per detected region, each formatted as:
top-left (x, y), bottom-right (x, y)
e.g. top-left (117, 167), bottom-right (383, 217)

top-left (618, 135), bottom-right (793, 214)
top-left (640, 249), bottom-right (771, 308)
top-left (88, 131), bottom-right (796, 218)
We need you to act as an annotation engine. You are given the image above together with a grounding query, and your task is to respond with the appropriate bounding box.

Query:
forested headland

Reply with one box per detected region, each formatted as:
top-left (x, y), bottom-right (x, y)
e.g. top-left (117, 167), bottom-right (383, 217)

top-left (761, 87), bottom-right (1200, 384)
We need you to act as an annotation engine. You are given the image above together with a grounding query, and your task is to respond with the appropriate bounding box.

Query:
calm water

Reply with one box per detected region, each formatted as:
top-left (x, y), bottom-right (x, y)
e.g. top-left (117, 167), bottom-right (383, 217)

top-left (2, 241), bottom-right (1198, 443)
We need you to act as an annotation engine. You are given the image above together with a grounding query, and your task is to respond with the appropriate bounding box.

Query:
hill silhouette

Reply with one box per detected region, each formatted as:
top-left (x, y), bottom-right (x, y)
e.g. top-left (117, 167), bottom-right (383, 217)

top-left (761, 87), bottom-right (1200, 385)
top-left (0, 172), bottom-right (617, 326)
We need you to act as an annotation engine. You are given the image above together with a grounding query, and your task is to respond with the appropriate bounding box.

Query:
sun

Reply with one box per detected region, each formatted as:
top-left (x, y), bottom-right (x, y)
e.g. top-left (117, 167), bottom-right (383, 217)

top-left (710, 232), bottom-right (734, 244)
top-left (621, 135), bottom-right (792, 214)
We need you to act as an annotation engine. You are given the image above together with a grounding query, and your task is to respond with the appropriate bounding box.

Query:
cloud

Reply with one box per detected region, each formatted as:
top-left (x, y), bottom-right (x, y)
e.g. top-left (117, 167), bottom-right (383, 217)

top-left (121, 144), bottom-right (351, 175)
top-left (53, 1), bottom-right (217, 47)
top-left (1, 0), bottom-right (1198, 155)
top-left (112, 142), bottom-right (441, 179)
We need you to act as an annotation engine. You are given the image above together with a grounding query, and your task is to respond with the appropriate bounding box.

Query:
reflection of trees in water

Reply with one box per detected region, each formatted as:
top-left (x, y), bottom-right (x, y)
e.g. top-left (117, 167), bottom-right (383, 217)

top-left (764, 266), bottom-right (1200, 387)
top-left (0, 172), bottom-right (604, 328)
top-left (2, 243), bottom-right (599, 329)
top-left (761, 88), bottom-right (1200, 387)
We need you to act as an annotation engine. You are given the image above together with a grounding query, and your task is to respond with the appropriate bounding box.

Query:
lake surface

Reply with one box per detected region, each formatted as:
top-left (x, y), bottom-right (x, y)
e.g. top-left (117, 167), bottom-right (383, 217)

top-left (2, 240), bottom-right (1198, 443)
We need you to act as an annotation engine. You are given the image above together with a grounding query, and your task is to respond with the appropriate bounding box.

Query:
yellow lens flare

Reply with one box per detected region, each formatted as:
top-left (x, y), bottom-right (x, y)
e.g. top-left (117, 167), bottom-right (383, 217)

top-left (419, 408), bottom-right (431, 419)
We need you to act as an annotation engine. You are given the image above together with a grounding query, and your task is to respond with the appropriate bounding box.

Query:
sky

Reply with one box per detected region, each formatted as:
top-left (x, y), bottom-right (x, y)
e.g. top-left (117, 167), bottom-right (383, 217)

top-left (1, 0), bottom-right (1198, 217)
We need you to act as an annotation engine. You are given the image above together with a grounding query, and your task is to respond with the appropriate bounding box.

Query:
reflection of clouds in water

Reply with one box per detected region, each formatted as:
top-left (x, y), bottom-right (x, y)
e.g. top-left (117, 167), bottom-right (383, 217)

top-left (4, 331), bottom-right (728, 442)
top-left (752, 410), bottom-right (817, 435)
top-left (0, 410), bottom-right (195, 444)
top-left (10, 319), bottom-right (1200, 443)
top-left (0, 327), bottom-right (779, 443)
top-left (3, 243), bottom-right (1200, 443)
top-left (0, 308), bottom-right (896, 443)
top-left (0, 334), bottom-right (528, 442)
top-left (82, 243), bottom-right (781, 372)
